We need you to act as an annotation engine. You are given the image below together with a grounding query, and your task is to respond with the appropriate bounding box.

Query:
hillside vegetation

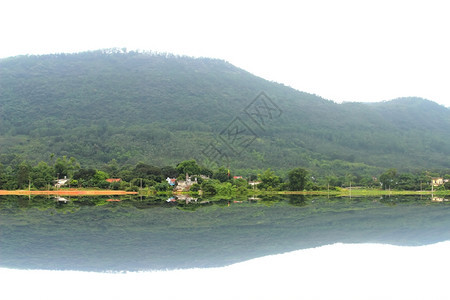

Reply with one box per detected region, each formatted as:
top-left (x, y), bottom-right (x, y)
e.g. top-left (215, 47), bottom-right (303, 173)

top-left (1, 49), bottom-right (449, 178)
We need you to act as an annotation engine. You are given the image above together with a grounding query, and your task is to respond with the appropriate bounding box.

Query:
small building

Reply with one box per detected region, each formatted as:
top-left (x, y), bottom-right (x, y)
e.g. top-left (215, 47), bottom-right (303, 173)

top-left (173, 173), bottom-right (196, 192)
top-left (233, 176), bottom-right (243, 179)
top-left (166, 177), bottom-right (176, 186)
top-left (54, 177), bottom-right (69, 188)
top-left (431, 177), bottom-right (444, 186)
top-left (106, 178), bottom-right (121, 183)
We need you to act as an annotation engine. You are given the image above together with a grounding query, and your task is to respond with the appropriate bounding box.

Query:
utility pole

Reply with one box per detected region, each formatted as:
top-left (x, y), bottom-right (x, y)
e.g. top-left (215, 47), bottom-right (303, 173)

top-left (327, 181), bottom-right (330, 199)
top-left (349, 180), bottom-right (352, 199)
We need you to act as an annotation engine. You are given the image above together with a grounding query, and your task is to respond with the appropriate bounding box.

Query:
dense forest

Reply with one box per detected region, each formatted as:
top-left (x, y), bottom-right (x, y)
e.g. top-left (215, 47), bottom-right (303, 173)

top-left (1, 49), bottom-right (449, 179)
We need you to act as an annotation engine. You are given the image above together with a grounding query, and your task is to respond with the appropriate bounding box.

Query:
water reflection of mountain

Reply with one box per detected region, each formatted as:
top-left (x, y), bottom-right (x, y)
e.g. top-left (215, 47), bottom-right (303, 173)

top-left (1, 195), bottom-right (450, 272)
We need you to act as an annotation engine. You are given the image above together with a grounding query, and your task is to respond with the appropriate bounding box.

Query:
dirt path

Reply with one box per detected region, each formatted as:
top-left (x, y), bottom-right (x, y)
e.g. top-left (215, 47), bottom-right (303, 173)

top-left (0, 189), bottom-right (138, 196)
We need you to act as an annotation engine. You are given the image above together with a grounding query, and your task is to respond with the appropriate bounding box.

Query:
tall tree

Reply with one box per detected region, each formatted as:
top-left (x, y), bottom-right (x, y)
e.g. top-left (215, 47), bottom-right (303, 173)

top-left (212, 167), bottom-right (230, 182)
top-left (288, 167), bottom-right (308, 191)
top-left (379, 168), bottom-right (398, 189)
top-left (54, 156), bottom-right (80, 178)
top-left (176, 160), bottom-right (201, 176)
top-left (258, 169), bottom-right (280, 190)
top-left (16, 161), bottom-right (31, 189)
top-left (161, 166), bottom-right (179, 178)
top-left (0, 163), bottom-right (6, 189)
top-left (31, 161), bottom-right (54, 189)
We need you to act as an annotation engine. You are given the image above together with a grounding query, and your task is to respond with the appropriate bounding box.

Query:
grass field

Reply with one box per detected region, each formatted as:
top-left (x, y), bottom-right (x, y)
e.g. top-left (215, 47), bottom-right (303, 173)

top-left (261, 189), bottom-right (449, 197)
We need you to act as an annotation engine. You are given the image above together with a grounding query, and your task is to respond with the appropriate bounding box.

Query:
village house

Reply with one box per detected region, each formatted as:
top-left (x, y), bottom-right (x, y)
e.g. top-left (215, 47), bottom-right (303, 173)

top-left (106, 178), bottom-right (121, 183)
top-left (174, 173), bottom-right (197, 192)
top-left (54, 177), bottom-right (69, 188)
top-left (431, 177), bottom-right (444, 186)
top-left (166, 177), bottom-right (176, 186)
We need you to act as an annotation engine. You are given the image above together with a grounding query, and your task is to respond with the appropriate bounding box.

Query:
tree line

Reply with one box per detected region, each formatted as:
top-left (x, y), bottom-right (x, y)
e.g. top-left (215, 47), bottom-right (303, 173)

top-left (0, 156), bottom-right (448, 193)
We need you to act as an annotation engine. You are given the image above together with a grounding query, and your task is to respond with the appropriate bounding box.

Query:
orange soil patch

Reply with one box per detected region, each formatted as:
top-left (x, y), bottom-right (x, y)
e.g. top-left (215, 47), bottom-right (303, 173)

top-left (0, 189), bottom-right (138, 196)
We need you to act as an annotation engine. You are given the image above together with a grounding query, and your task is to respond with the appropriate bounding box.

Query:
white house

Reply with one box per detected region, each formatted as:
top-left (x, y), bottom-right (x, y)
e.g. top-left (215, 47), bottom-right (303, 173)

top-left (431, 177), bottom-right (444, 186)
top-left (54, 177), bottom-right (69, 188)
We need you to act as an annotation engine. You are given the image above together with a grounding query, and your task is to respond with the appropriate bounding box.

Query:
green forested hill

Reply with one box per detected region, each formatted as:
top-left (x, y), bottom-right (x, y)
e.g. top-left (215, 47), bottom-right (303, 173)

top-left (0, 50), bottom-right (449, 176)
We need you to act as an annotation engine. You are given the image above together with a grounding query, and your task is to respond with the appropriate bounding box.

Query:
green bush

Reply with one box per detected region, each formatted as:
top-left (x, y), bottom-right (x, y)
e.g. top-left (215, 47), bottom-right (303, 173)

top-left (154, 182), bottom-right (171, 192)
top-left (190, 183), bottom-right (201, 192)
top-left (201, 181), bottom-right (217, 195)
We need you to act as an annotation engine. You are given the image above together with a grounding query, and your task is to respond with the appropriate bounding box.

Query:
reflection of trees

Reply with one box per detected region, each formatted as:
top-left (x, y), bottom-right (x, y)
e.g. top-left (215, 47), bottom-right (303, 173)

top-left (3, 194), bottom-right (443, 214)
top-left (258, 195), bottom-right (283, 206)
top-left (288, 195), bottom-right (308, 206)
top-left (211, 199), bottom-right (230, 207)
top-left (54, 201), bottom-right (80, 213)
top-left (378, 195), bottom-right (430, 206)
top-left (176, 202), bottom-right (212, 211)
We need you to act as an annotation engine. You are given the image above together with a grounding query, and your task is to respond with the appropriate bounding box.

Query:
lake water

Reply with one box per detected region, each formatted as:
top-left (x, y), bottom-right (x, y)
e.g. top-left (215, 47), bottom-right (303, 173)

top-left (1, 194), bottom-right (450, 299)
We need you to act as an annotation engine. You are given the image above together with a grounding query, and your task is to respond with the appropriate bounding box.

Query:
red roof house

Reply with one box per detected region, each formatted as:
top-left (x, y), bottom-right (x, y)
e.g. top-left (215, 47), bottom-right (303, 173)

top-left (106, 178), bottom-right (121, 183)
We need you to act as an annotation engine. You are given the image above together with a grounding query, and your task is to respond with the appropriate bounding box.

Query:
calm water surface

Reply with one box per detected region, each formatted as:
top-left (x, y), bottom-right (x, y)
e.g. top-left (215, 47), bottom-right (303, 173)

top-left (1, 194), bottom-right (449, 271)
top-left (1, 194), bottom-right (450, 299)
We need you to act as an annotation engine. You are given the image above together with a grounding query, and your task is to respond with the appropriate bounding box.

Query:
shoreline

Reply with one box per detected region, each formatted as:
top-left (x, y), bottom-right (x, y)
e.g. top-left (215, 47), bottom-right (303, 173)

top-left (0, 189), bottom-right (447, 197)
top-left (249, 189), bottom-right (449, 197)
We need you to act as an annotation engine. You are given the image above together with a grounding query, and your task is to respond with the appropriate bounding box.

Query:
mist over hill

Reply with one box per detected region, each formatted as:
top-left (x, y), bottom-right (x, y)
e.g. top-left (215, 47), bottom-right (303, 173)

top-left (1, 50), bottom-right (449, 176)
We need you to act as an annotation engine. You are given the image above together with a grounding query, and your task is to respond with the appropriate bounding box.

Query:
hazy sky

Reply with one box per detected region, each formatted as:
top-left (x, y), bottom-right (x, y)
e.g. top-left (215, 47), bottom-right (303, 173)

top-left (1, 0), bottom-right (449, 107)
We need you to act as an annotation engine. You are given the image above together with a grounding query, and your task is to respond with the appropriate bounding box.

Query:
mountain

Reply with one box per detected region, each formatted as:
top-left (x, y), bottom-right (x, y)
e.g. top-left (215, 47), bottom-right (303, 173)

top-left (1, 50), bottom-right (449, 176)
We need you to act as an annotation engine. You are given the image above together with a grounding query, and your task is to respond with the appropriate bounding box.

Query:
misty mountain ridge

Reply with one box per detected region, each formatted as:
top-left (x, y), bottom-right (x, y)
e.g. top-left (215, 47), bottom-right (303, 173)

top-left (0, 50), bottom-right (449, 176)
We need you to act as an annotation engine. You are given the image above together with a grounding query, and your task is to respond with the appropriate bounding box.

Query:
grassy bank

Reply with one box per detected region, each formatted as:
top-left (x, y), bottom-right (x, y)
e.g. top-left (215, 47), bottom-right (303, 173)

top-left (2, 188), bottom-right (447, 198)
top-left (251, 189), bottom-right (449, 197)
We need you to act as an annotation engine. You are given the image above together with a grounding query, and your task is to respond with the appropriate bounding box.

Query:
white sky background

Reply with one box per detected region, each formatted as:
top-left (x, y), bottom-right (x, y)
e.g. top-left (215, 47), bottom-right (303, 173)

top-left (1, 0), bottom-right (449, 107)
